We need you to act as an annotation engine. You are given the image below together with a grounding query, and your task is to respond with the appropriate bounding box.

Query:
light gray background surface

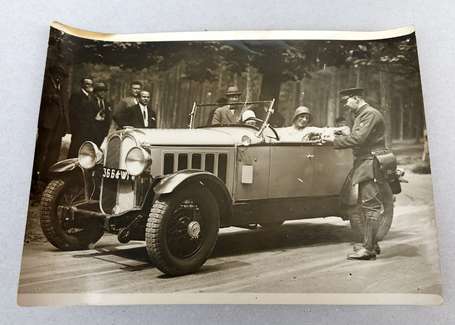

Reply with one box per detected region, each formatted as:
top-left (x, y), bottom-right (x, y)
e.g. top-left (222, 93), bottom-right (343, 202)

top-left (1, 0), bottom-right (454, 323)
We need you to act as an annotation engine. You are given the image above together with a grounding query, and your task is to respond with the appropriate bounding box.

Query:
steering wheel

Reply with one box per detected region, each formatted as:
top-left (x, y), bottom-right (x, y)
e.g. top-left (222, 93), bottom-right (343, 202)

top-left (244, 117), bottom-right (280, 141)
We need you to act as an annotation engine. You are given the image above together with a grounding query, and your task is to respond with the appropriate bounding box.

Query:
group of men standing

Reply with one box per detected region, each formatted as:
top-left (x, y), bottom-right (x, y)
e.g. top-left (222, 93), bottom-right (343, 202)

top-left (33, 72), bottom-right (157, 187)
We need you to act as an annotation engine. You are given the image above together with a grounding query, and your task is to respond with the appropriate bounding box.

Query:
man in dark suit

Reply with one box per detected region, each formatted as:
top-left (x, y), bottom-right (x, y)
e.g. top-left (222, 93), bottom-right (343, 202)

top-left (92, 82), bottom-right (112, 146)
top-left (114, 90), bottom-right (156, 129)
top-left (32, 65), bottom-right (69, 186)
top-left (68, 77), bottom-right (95, 157)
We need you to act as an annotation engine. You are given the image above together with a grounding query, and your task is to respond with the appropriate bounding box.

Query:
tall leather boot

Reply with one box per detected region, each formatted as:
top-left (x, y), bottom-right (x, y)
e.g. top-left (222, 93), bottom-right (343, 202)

top-left (348, 218), bottom-right (377, 260)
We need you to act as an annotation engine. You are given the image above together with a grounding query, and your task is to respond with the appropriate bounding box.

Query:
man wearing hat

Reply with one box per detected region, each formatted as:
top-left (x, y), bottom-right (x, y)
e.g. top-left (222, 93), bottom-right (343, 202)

top-left (32, 65), bottom-right (69, 188)
top-left (211, 86), bottom-right (244, 125)
top-left (92, 82), bottom-right (112, 146)
top-left (323, 87), bottom-right (388, 260)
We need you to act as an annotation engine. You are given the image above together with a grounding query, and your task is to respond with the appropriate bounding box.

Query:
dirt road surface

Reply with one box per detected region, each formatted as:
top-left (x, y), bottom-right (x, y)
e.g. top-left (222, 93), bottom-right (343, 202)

top-left (18, 170), bottom-right (441, 295)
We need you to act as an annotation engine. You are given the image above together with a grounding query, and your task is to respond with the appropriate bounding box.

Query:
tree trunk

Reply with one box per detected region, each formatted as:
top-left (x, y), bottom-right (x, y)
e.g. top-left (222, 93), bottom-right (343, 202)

top-left (217, 66), bottom-right (224, 99)
top-left (259, 69), bottom-right (282, 111)
top-left (245, 65), bottom-right (253, 102)
top-left (379, 70), bottom-right (392, 147)
top-left (327, 70), bottom-right (337, 126)
top-left (399, 97), bottom-right (404, 141)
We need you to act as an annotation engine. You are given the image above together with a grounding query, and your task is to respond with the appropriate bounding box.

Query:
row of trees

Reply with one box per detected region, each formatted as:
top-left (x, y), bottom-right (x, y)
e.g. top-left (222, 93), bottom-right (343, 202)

top-left (45, 27), bottom-right (425, 141)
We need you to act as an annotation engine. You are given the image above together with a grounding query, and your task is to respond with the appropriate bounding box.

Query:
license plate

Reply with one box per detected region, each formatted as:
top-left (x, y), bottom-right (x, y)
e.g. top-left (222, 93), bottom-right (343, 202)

top-left (102, 167), bottom-right (131, 181)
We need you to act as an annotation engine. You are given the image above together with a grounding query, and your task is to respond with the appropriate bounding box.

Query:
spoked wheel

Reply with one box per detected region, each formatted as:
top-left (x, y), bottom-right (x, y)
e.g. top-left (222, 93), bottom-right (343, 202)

top-left (145, 184), bottom-right (219, 276)
top-left (349, 182), bottom-right (394, 241)
top-left (40, 178), bottom-right (104, 250)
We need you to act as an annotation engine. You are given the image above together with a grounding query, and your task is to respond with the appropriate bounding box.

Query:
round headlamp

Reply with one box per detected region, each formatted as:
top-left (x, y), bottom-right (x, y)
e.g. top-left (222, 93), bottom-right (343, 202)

top-left (125, 147), bottom-right (152, 176)
top-left (78, 141), bottom-right (103, 169)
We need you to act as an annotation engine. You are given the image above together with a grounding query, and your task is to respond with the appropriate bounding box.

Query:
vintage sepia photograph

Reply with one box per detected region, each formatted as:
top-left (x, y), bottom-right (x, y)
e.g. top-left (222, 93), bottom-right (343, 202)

top-left (18, 22), bottom-right (442, 305)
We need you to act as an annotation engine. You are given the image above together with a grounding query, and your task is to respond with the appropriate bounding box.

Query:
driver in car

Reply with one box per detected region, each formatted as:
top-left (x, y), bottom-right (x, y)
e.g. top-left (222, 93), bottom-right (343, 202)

top-left (211, 86), bottom-right (244, 125)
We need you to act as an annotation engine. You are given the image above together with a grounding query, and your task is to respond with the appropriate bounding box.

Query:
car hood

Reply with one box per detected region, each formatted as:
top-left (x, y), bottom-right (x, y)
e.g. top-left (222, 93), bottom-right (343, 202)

top-left (119, 127), bottom-right (263, 146)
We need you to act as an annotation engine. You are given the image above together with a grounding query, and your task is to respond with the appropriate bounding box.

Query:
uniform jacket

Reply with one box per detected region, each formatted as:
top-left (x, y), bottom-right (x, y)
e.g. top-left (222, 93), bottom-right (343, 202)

top-left (114, 104), bottom-right (157, 129)
top-left (334, 104), bottom-right (386, 184)
top-left (211, 105), bottom-right (242, 125)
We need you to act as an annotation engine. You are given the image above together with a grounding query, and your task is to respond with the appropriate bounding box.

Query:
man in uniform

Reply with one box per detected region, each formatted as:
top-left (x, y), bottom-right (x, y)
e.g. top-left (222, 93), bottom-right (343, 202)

top-left (211, 86), bottom-right (244, 125)
top-left (323, 87), bottom-right (387, 260)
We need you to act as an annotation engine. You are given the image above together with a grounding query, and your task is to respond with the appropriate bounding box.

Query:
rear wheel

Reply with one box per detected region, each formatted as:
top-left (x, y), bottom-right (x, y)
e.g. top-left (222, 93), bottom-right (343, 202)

top-left (349, 182), bottom-right (394, 241)
top-left (145, 184), bottom-right (219, 276)
top-left (40, 179), bottom-right (104, 250)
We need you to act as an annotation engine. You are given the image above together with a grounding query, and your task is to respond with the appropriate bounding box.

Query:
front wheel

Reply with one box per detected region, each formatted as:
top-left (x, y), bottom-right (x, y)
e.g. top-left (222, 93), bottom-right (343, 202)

top-left (145, 184), bottom-right (220, 276)
top-left (348, 182), bottom-right (394, 241)
top-left (40, 179), bottom-right (104, 250)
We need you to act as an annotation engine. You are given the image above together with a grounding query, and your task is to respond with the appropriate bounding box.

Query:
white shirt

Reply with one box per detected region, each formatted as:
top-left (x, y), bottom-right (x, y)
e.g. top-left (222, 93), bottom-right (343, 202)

top-left (139, 103), bottom-right (148, 127)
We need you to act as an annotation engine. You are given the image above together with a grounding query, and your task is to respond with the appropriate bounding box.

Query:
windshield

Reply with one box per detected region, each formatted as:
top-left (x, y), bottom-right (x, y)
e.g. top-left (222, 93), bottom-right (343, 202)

top-left (190, 100), bottom-right (275, 130)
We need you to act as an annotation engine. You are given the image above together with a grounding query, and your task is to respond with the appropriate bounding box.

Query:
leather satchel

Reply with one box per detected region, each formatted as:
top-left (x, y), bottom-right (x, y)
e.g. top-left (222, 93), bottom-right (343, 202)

top-left (372, 149), bottom-right (401, 194)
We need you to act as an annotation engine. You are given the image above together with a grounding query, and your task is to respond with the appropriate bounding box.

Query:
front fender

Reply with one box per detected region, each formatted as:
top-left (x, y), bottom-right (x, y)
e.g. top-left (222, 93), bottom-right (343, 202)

top-left (154, 170), bottom-right (233, 226)
top-left (49, 158), bottom-right (82, 176)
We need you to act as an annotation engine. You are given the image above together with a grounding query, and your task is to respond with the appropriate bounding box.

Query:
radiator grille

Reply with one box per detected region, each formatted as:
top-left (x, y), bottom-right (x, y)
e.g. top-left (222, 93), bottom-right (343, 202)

top-left (101, 137), bottom-right (121, 213)
top-left (162, 152), bottom-right (228, 182)
top-left (100, 135), bottom-right (146, 214)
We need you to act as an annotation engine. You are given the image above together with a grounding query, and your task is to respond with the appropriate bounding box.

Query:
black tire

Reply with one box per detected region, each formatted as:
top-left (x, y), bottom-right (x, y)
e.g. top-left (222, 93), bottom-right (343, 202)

top-left (260, 221), bottom-right (284, 229)
top-left (40, 179), bottom-right (104, 250)
top-left (349, 182), bottom-right (394, 241)
top-left (145, 184), bottom-right (220, 276)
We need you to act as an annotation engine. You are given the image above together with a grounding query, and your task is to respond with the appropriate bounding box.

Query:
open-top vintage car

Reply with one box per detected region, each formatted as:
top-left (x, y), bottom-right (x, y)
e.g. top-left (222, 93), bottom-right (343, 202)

top-left (40, 100), bottom-right (396, 276)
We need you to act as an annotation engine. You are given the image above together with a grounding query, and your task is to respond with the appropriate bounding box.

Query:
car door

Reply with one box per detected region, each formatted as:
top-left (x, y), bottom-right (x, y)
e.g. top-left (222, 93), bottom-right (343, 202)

top-left (310, 145), bottom-right (353, 196)
top-left (233, 145), bottom-right (271, 201)
top-left (269, 143), bottom-right (314, 198)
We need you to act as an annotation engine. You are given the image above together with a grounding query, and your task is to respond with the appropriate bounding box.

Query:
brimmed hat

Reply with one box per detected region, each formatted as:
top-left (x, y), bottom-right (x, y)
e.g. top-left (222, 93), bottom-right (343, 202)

top-left (225, 86), bottom-right (242, 96)
top-left (339, 87), bottom-right (364, 100)
top-left (292, 106), bottom-right (311, 121)
top-left (94, 82), bottom-right (108, 92)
